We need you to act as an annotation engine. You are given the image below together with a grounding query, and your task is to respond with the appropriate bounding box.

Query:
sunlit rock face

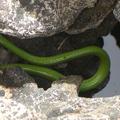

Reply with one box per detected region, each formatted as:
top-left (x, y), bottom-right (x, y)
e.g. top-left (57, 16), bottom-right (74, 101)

top-left (0, 76), bottom-right (120, 120)
top-left (0, 0), bottom-right (97, 38)
top-left (0, 0), bottom-right (118, 39)
top-left (114, 0), bottom-right (120, 21)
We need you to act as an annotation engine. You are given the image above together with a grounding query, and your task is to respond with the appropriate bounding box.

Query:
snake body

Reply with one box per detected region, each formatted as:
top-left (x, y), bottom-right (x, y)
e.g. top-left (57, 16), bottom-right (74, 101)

top-left (0, 35), bottom-right (110, 92)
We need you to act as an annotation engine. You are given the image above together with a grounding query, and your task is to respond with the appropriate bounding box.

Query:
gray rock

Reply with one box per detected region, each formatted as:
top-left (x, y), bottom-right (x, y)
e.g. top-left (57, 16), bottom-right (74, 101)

top-left (67, 12), bottom-right (117, 41)
top-left (1, 67), bottom-right (35, 87)
top-left (113, 0), bottom-right (120, 21)
top-left (0, 47), bottom-right (19, 64)
top-left (0, 0), bottom-right (118, 39)
top-left (0, 0), bottom-right (97, 38)
top-left (0, 76), bottom-right (120, 120)
top-left (66, 0), bottom-right (116, 35)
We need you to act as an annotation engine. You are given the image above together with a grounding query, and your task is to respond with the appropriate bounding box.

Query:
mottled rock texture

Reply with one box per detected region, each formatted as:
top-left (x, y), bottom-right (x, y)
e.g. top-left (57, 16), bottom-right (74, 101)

top-left (114, 0), bottom-right (120, 21)
top-left (66, 0), bottom-right (116, 34)
top-left (0, 0), bottom-right (117, 38)
top-left (0, 0), bottom-right (97, 38)
top-left (0, 76), bottom-right (120, 120)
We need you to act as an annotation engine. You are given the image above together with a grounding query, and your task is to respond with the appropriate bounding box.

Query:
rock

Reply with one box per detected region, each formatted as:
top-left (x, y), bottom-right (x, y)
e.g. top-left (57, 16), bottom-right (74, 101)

top-left (113, 0), bottom-right (120, 21)
top-left (0, 47), bottom-right (11, 64)
top-left (66, 0), bottom-right (117, 35)
top-left (0, 0), bottom-right (97, 38)
top-left (66, 12), bottom-right (117, 41)
top-left (0, 0), bottom-right (117, 38)
top-left (0, 67), bottom-right (35, 87)
top-left (0, 76), bottom-right (120, 119)
top-left (0, 47), bottom-right (19, 64)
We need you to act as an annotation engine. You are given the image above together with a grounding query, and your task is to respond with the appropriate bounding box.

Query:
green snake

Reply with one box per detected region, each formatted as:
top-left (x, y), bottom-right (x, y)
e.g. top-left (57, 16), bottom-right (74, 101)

top-left (0, 35), bottom-right (110, 92)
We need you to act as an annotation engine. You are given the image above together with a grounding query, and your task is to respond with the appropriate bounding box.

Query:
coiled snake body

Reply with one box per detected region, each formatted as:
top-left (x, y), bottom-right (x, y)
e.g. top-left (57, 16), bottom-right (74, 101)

top-left (0, 35), bottom-right (110, 92)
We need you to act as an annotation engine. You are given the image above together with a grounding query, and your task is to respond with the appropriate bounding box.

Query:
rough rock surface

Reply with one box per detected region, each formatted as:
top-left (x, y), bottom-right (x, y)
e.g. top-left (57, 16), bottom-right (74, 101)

top-left (113, 0), bottom-right (120, 21)
top-left (0, 0), bottom-right (97, 38)
top-left (0, 0), bottom-right (118, 38)
top-left (0, 76), bottom-right (120, 120)
top-left (66, 0), bottom-right (116, 35)
top-left (68, 12), bottom-right (117, 40)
